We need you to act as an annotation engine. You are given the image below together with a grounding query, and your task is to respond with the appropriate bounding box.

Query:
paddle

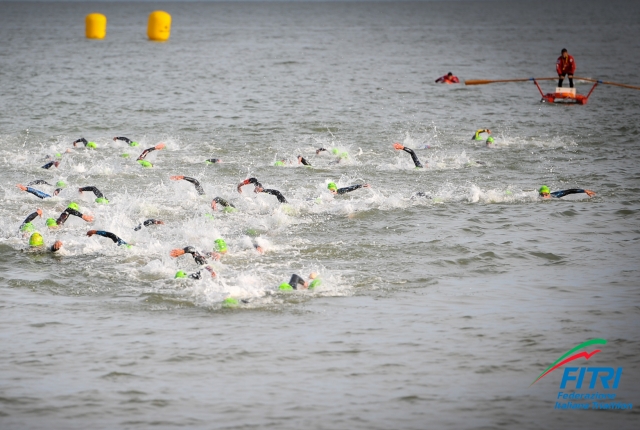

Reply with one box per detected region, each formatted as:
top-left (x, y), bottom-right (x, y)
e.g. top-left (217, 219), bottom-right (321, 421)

top-left (465, 77), bottom-right (557, 86)
top-left (573, 76), bottom-right (640, 91)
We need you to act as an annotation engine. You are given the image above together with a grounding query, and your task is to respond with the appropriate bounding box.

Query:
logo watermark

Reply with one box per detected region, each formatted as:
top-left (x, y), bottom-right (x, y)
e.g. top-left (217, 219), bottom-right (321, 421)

top-left (531, 339), bottom-right (632, 410)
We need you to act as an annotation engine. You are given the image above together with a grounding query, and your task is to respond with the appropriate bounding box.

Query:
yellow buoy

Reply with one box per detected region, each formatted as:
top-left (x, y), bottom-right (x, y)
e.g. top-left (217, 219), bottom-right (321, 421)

top-left (147, 11), bottom-right (171, 42)
top-left (85, 13), bottom-right (107, 40)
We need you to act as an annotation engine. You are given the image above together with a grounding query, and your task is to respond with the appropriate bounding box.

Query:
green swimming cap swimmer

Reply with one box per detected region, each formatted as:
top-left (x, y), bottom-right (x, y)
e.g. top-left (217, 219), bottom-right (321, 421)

top-left (340, 151), bottom-right (348, 159)
top-left (223, 206), bottom-right (237, 213)
top-left (95, 197), bottom-right (109, 204)
top-left (56, 180), bottom-right (66, 188)
top-left (279, 283), bottom-right (293, 290)
top-left (87, 142), bottom-right (97, 149)
top-left (539, 185), bottom-right (550, 194)
top-left (138, 160), bottom-right (153, 168)
top-left (309, 278), bottom-right (321, 289)
top-left (55, 153), bottom-right (62, 158)
top-left (222, 298), bottom-right (239, 307)
top-left (331, 148), bottom-right (339, 155)
top-left (129, 141), bottom-right (139, 147)
top-left (274, 161), bottom-right (285, 166)
top-left (327, 182), bottom-right (338, 191)
top-left (46, 218), bottom-right (57, 228)
top-left (486, 136), bottom-right (495, 144)
top-left (121, 153), bottom-right (130, 158)
top-left (67, 202), bottom-right (80, 211)
top-left (21, 222), bottom-right (35, 233)
top-left (175, 271), bottom-right (187, 279)
top-left (214, 239), bottom-right (228, 253)
top-left (29, 232), bottom-right (44, 247)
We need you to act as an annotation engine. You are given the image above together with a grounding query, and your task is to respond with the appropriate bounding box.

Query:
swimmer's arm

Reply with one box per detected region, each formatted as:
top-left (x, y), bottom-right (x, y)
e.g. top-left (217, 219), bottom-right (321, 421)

top-left (17, 185), bottom-right (51, 199)
top-left (401, 147), bottom-right (423, 168)
top-left (50, 241), bottom-right (62, 252)
top-left (87, 230), bottom-right (123, 244)
top-left (237, 178), bottom-right (259, 193)
top-left (262, 189), bottom-right (287, 203)
top-left (114, 137), bottom-right (132, 144)
top-left (65, 208), bottom-right (94, 222)
top-left (79, 186), bottom-right (104, 199)
top-left (73, 138), bottom-right (88, 147)
top-left (23, 209), bottom-right (43, 225)
top-left (288, 274), bottom-right (308, 290)
top-left (28, 180), bottom-right (52, 186)
top-left (56, 211), bottom-right (70, 225)
top-left (316, 148), bottom-right (328, 154)
top-left (298, 156), bottom-right (311, 166)
top-left (136, 148), bottom-right (153, 160)
top-left (337, 184), bottom-right (370, 194)
top-left (550, 189), bottom-right (595, 198)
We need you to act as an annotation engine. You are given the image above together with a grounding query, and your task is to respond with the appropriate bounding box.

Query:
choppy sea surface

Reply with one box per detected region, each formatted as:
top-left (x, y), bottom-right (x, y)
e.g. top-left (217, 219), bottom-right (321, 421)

top-left (1, 1), bottom-right (639, 428)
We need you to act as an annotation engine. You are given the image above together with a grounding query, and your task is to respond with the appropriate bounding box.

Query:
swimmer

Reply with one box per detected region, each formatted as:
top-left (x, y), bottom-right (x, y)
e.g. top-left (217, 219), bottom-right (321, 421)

top-left (17, 184), bottom-right (52, 199)
top-left (472, 129), bottom-right (491, 141)
top-left (538, 185), bottom-right (596, 199)
top-left (175, 266), bottom-right (216, 280)
top-left (133, 219), bottom-right (164, 231)
top-left (72, 137), bottom-right (97, 148)
top-left (41, 161), bottom-right (60, 169)
top-left (316, 147), bottom-right (349, 161)
top-left (410, 192), bottom-right (432, 200)
top-left (211, 197), bottom-right (236, 211)
top-left (485, 136), bottom-right (495, 147)
top-left (26, 179), bottom-right (62, 196)
top-left (278, 274), bottom-right (308, 290)
top-left (113, 136), bottom-right (139, 147)
top-left (86, 230), bottom-right (128, 246)
top-left (79, 186), bottom-right (109, 204)
top-left (298, 155), bottom-right (311, 166)
top-left (137, 143), bottom-right (165, 161)
top-left (205, 158), bottom-right (221, 164)
top-left (170, 240), bottom-right (226, 264)
top-left (170, 176), bottom-right (205, 195)
top-left (274, 158), bottom-right (287, 166)
top-left (393, 143), bottom-right (423, 168)
top-left (54, 205), bottom-right (94, 227)
top-left (28, 232), bottom-right (62, 252)
top-left (20, 209), bottom-right (43, 232)
top-left (435, 72), bottom-right (460, 84)
top-left (327, 182), bottom-right (370, 195)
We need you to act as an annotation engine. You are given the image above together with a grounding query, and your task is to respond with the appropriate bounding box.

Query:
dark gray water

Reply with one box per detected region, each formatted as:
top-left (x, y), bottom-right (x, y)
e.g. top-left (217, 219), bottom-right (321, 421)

top-left (1, 1), bottom-right (639, 428)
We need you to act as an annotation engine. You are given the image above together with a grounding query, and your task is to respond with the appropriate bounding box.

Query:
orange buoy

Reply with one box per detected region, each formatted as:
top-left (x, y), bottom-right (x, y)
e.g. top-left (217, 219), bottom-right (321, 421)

top-left (85, 13), bottom-right (107, 40)
top-left (147, 11), bottom-right (171, 42)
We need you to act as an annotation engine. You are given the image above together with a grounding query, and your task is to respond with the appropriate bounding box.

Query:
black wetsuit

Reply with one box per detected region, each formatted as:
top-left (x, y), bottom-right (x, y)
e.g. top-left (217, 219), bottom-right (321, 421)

top-left (28, 180), bottom-right (52, 186)
top-left (134, 219), bottom-right (163, 231)
top-left (549, 189), bottom-right (589, 198)
top-left (182, 177), bottom-right (205, 195)
top-left (212, 197), bottom-right (235, 208)
top-left (23, 187), bottom-right (51, 199)
top-left (79, 186), bottom-right (105, 199)
top-left (137, 147), bottom-right (157, 160)
top-left (288, 274), bottom-right (306, 290)
top-left (298, 156), bottom-right (311, 166)
top-left (114, 137), bottom-right (133, 144)
top-left (261, 188), bottom-right (287, 203)
top-left (93, 231), bottom-right (127, 246)
top-left (411, 192), bottom-right (431, 200)
top-left (41, 161), bottom-right (58, 169)
top-left (73, 138), bottom-right (89, 147)
top-left (180, 246), bottom-right (208, 265)
top-left (336, 184), bottom-right (365, 195)
top-left (401, 147), bottom-right (423, 168)
top-left (56, 208), bottom-right (85, 226)
top-left (206, 158), bottom-right (220, 164)
top-left (21, 211), bottom-right (40, 228)
top-left (316, 148), bottom-right (328, 154)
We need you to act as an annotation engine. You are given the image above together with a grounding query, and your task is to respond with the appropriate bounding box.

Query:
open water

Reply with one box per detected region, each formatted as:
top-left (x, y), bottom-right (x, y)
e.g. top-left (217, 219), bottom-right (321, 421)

top-left (1, 1), bottom-right (639, 428)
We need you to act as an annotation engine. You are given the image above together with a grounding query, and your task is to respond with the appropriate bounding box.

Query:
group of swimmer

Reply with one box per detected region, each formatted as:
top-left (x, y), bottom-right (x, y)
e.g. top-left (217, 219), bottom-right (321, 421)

top-left (17, 124), bottom-right (596, 301)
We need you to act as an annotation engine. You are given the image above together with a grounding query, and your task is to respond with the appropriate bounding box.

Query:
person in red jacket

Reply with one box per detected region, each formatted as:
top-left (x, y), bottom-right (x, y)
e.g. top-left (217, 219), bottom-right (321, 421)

top-left (556, 48), bottom-right (576, 88)
top-left (435, 72), bottom-right (460, 84)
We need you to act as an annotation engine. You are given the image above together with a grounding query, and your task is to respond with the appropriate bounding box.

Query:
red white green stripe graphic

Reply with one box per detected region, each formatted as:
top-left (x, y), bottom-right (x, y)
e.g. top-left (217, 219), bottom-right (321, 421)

top-left (530, 339), bottom-right (607, 386)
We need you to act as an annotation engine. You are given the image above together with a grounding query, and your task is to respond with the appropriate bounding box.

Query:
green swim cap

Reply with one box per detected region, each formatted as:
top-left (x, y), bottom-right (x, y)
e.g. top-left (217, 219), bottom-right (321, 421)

top-left (55, 152), bottom-right (62, 158)
top-left (539, 185), bottom-right (550, 194)
top-left (95, 197), bottom-right (109, 204)
top-left (21, 222), bottom-right (35, 233)
top-left (138, 160), bottom-right (153, 168)
top-left (46, 218), bottom-right (57, 228)
top-left (309, 278), bottom-right (321, 289)
top-left (29, 232), bottom-right (44, 247)
top-left (331, 148), bottom-right (339, 155)
top-left (222, 298), bottom-right (239, 308)
top-left (129, 141), bottom-right (139, 147)
top-left (214, 238), bottom-right (227, 253)
top-left (486, 136), bottom-right (495, 143)
top-left (205, 213), bottom-right (215, 220)
top-left (56, 180), bottom-right (66, 188)
top-left (340, 151), bottom-right (348, 159)
top-left (175, 271), bottom-right (187, 279)
top-left (279, 283), bottom-right (293, 290)
top-left (87, 142), bottom-right (97, 149)
top-left (274, 161), bottom-right (285, 166)
top-left (327, 182), bottom-right (338, 191)
top-left (222, 206), bottom-right (237, 213)
top-left (121, 153), bottom-right (130, 158)
top-left (67, 202), bottom-right (80, 211)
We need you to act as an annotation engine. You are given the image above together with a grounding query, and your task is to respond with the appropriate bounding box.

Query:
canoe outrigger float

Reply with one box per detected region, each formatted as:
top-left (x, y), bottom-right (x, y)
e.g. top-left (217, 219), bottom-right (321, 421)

top-left (465, 76), bottom-right (640, 105)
